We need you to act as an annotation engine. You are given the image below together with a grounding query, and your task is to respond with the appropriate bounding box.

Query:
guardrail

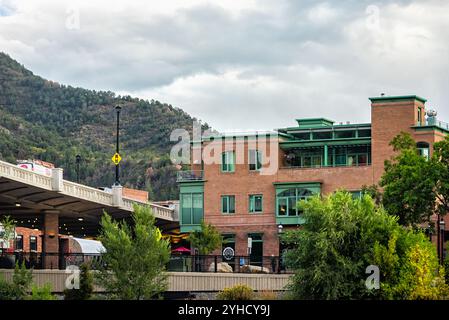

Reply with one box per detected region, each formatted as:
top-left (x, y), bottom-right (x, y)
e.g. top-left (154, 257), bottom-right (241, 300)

top-left (0, 160), bottom-right (52, 190)
top-left (176, 170), bottom-right (204, 182)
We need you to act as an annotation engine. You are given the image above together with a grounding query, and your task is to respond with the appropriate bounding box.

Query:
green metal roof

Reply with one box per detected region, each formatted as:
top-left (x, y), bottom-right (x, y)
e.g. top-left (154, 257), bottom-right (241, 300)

top-left (369, 95), bottom-right (427, 104)
top-left (295, 118), bottom-right (335, 129)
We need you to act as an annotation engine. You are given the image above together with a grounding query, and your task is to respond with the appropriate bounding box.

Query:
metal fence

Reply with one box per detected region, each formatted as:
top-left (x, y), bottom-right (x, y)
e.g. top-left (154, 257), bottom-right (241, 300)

top-left (0, 252), bottom-right (292, 274)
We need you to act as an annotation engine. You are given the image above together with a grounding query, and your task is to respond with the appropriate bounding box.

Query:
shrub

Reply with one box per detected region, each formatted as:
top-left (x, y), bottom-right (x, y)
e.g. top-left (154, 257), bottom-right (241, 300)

top-left (29, 284), bottom-right (56, 300)
top-left (64, 262), bottom-right (94, 300)
top-left (0, 261), bottom-right (33, 300)
top-left (0, 275), bottom-right (19, 300)
top-left (216, 284), bottom-right (254, 300)
top-left (256, 290), bottom-right (278, 300)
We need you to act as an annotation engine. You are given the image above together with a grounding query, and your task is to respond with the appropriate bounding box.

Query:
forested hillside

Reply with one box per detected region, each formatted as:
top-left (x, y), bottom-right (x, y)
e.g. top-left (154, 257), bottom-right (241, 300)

top-left (0, 52), bottom-right (209, 200)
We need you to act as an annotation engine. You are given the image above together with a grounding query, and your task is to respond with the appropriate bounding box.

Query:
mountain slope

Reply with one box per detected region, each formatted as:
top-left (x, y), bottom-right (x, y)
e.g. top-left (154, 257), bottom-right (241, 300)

top-left (0, 52), bottom-right (209, 200)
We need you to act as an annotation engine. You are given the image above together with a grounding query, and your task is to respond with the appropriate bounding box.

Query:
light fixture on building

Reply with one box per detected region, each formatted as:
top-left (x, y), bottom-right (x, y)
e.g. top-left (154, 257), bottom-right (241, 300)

top-left (15, 202), bottom-right (21, 207)
top-left (78, 217), bottom-right (84, 221)
top-left (278, 224), bottom-right (284, 234)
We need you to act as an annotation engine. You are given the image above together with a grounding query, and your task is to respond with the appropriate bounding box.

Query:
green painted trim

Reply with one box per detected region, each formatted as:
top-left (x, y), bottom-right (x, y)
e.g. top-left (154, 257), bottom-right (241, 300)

top-left (279, 138), bottom-right (371, 149)
top-left (323, 145), bottom-right (328, 166)
top-left (273, 181), bottom-right (321, 187)
top-left (249, 194), bottom-right (263, 213)
top-left (179, 183), bottom-right (204, 194)
top-left (180, 225), bottom-right (202, 233)
top-left (369, 95), bottom-right (427, 103)
top-left (295, 118), bottom-right (335, 129)
top-left (276, 216), bottom-right (305, 225)
top-left (412, 126), bottom-right (449, 134)
top-left (178, 181), bottom-right (206, 185)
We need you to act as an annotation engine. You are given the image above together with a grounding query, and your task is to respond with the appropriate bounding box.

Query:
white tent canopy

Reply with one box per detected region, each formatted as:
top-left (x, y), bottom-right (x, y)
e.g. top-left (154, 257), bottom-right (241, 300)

top-left (72, 237), bottom-right (105, 254)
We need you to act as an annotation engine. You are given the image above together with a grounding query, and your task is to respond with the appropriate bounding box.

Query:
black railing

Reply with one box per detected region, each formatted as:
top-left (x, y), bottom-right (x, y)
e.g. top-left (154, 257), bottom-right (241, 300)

top-left (0, 252), bottom-right (292, 274)
top-left (167, 255), bottom-right (292, 274)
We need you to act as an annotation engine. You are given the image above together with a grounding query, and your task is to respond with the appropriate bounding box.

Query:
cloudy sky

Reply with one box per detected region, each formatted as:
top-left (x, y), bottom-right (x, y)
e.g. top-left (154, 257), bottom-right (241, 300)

top-left (0, 0), bottom-right (448, 132)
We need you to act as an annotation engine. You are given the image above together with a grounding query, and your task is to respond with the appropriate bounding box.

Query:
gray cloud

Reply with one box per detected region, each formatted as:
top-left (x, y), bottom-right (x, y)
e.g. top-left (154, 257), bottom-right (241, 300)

top-left (0, 0), bottom-right (448, 131)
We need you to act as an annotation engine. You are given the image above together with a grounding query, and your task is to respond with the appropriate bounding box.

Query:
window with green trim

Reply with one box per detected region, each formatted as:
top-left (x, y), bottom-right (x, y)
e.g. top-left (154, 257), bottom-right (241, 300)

top-left (417, 142), bottom-right (430, 160)
top-left (249, 195), bottom-right (263, 213)
top-left (221, 195), bottom-right (235, 214)
top-left (221, 151), bottom-right (235, 172)
top-left (350, 190), bottom-right (363, 199)
top-left (276, 186), bottom-right (319, 217)
top-left (181, 193), bottom-right (203, 225)
top-left (334, 130), bottom-right (356, 139)
top-left (248, 150), bottom-right (262, 171)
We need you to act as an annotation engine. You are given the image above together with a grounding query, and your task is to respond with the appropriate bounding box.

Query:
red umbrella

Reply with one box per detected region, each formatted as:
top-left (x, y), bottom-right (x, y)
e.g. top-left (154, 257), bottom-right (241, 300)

top-left (171, 246), bottom-right (191, 253)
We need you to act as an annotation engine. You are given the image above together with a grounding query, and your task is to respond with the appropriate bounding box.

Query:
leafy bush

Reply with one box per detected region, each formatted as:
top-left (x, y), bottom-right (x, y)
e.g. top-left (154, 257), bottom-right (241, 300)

top-left (283, 191), bottom-right (449, 300)
top-left (0, 275), bottom-right (19, 300)
top-left (29, 284), bottom-right (56, 300)
top-left (0, 261), bottom-right (33, 300)
top-left (216, 284), bottom-right (254, 300)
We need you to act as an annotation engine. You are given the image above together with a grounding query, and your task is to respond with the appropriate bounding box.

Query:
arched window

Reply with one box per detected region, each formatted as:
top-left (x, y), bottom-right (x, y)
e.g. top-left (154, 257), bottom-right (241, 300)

top-left (417, 142), bottom-right (430, 160)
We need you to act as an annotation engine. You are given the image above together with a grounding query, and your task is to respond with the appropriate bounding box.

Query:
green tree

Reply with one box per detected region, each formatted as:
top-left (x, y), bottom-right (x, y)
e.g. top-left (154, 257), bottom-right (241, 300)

top-left (0, 215), bottom-right (15, 251)
top-left (96, 204), bottom-right (170, 300)
top-left (432, 135), bottom-right (449, 216)
top-left (0, 261), bottom-right (33, 300)
top-left (189, 220), bottom-right (222, 255)
top-left (380, 132), bottom-right (436, 226)
top-left (283, 191), bottom-right (449, 300)
top-left (373, 228), bottom-right (448, 299)
top-left (64, 262), bottom-right (94, 300)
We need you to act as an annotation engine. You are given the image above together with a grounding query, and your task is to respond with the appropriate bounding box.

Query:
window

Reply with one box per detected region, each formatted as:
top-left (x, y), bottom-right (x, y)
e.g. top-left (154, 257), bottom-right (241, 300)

top-left (329, 146), bottom-right (371, 167)
top-left (358, 129), bottom-right (371, 138)
top-left (276, 187), bottom-right (317, 217)
top-left (417, 108), bottom-right (422, 125)
top-left (417, 142), bottom-right (430, 160)
top-left (221, 151), bottom-right (235, 172)
top-left (350, 190), bottom-right (363, 199)
top-left (181, 193), bottom-right (203, 225)
top-left (249, 195), bottom-right (263, 213)
top-left (334, 130), bottom-right (356, 139)
top-left (312, 131), bottom-right (332, 140)
top-left (15, 235), bottom-right (23, 251)
top-left (293, 132), bottom-right (310, 140)
top-left (222, 195), bottom-right (235, 214)
top-left (249, 150), bottom-right (262, 171)
top-left (30, 236), bottom-right (37, 251)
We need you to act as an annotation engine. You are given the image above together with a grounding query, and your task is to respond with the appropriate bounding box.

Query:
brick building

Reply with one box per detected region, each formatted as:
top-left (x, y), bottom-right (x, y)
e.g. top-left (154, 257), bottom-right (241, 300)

top-left (177, 95), bottom-right (449, 261)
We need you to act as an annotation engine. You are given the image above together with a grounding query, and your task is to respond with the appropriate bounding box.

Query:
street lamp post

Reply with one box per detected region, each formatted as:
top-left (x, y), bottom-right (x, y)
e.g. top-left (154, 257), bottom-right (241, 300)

top-left (114, 106), bottom-right (121, 186)
top-left (440, 219), bottom-right (446, 265)
top-left (277, 224), bottom-right (284, 274)
top-left (75, 154), bottom-right (81, 183)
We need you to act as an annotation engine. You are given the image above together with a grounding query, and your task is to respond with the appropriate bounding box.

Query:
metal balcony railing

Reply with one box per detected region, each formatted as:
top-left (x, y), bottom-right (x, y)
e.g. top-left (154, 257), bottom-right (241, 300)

top-left (176, 170), bottom-right (204, 182)
top-left (425, 118), bottom-right (449, 131)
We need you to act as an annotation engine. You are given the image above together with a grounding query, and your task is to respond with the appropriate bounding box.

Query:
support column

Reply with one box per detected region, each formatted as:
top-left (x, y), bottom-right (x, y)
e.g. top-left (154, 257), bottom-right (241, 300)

top-left (323, 145), bottom-right (328, 167)
top-left (42, 210), bottom-right (59, 269)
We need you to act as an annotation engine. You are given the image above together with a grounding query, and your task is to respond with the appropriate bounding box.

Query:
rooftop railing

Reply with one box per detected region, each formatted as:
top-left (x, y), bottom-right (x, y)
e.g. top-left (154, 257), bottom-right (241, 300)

top-left (176, 170), bottom-right (204, 182)
top-left (424, 118), bottom-right (449, 131)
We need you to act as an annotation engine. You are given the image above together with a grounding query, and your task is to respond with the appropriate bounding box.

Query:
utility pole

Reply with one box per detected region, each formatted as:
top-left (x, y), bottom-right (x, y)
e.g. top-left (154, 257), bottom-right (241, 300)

top-left (114, 106), bottom-right (122, 186)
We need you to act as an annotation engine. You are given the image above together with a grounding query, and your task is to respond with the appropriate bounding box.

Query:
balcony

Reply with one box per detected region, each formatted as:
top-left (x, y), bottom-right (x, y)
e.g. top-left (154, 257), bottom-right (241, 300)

top-left (414, 117), bottom-right (449, 132)
top-left (176, 170), bottom-right (204, 182)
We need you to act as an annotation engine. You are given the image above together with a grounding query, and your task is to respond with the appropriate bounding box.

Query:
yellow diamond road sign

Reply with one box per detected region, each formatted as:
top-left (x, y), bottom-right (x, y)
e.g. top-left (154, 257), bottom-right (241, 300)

top-left (112, 153), bottom-right (122, 165)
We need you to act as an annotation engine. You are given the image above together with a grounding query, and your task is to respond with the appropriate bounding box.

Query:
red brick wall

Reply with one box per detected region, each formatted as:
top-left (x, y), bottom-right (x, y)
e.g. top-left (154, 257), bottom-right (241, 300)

top-left (198, 97), bottom-right (447, 257)
top-left (13, 227), bottom-right (42, 252)
top-left (123, 187), bottom-right (148, 202)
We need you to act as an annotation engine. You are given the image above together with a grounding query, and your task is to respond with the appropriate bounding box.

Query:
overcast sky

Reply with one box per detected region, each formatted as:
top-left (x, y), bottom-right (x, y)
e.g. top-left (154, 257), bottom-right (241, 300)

top-left (1, 0), bottom-right (448, 132)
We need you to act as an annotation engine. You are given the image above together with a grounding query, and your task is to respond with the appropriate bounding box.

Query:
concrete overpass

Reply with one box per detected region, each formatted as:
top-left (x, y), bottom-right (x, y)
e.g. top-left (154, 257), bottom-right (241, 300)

top-left (0, 159), bottom-right (178, 267)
